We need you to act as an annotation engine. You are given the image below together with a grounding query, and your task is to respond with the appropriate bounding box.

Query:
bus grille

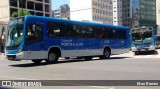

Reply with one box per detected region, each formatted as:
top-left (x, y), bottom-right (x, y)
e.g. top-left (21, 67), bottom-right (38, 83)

top-left (7, 55), bottom-right (16, 60)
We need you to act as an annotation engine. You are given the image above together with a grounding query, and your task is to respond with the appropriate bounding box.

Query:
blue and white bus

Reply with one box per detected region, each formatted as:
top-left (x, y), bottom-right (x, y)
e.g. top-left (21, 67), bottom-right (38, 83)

top-left (131, 27), bottom-right (156, 55)
top-left (5, 16), bottom-right (130, 64)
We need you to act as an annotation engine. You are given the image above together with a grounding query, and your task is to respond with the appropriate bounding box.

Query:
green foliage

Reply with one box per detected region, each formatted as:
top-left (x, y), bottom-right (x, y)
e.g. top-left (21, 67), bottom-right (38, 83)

top-left (12, 9), bottom-right (31, 18)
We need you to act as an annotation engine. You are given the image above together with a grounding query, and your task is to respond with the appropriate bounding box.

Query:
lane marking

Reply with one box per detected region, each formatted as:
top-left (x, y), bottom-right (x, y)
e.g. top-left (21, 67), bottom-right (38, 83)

top-left (104, 69), bottom-right (142, 73)
top-left (91, 86), bottom-right (115, 89)
top-left (0, 75), bottom-right (36, 80)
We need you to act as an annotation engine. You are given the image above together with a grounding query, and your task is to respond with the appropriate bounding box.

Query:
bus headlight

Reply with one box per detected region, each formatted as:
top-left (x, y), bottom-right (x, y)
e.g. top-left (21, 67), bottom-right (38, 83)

top-left (149, 45), bottom-right (155, 50)
top-left (18, 47), bottom-right (23, 53)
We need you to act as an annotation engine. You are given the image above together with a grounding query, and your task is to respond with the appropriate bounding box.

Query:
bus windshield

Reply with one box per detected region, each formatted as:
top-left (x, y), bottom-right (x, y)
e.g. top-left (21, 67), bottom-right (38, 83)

top-left (132, 28), bottom-right (152, 45)
top-left (6, 17), bottom-right (24, 50)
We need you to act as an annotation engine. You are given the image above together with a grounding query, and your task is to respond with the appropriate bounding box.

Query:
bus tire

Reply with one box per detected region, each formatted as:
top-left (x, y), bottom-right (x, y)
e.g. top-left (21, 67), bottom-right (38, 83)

top-left (151, 50), bottom-right (155, 54)
top-left (84, 56), bottom-right (92, 61)
top-left (100, 48), bottom-right (110, 59)
top-left (77, 57), bottom-right (83, 59)
top-left (135, 52), bottom-right (138, 55)
top-left (32, 60), bottom-right (42, 64)
top-left (46, 51), bottom-right (59, 64)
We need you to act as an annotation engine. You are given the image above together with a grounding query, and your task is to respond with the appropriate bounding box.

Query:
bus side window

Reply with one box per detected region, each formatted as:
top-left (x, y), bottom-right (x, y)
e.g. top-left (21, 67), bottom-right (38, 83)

top-left (81, 26), bottom-right (94, 38)
top-left (102, 28), bottom-right (108, 38)
top-left (48, 29), bottom-right (55, 37)
top-left (73, 25), bottom-right (81, 38)
top-left (66, 24), bottom-right (74, 37)
top-left (47, 22), bottom-right (65, 37)
top-left (108, 28), bottom-right (114, 39)
top-left (112, 29), bottom-right (117, 39)
top-left (66, 24), bottom-right (81, 38)
top-left (119, 30), bottom-right (126, 39)
top-left (94, 27), bottom-right (102, 38)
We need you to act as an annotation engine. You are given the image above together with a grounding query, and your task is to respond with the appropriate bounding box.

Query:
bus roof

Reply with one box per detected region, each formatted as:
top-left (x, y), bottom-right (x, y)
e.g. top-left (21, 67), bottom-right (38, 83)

top-left (25, 15), bottom-right (129, 30)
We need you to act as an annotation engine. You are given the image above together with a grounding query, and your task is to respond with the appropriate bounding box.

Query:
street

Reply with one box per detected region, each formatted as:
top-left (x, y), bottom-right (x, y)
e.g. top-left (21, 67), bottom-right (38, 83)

top-left (0, 50), bottom-right (160, 89)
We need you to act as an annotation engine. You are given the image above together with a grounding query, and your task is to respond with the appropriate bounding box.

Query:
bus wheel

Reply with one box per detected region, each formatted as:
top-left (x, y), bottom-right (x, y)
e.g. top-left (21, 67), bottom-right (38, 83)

top-left (76, 57), bottom-right (83, 59)
top-left (32, 60), bottom-right (42, 64)
top-left (100, 49), bottom-right (110, 59)
top-left (135, 52), bottom-right (138, 55)
top-left (84, 56), bottom-right (92, 61)
top-left (151, 50), bottom-right (156, 54)
top-left (46, 51), bottom-right (59, 64)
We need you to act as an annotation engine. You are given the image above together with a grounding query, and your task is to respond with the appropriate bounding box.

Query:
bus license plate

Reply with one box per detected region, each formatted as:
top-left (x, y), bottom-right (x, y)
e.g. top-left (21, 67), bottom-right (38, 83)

top-left (8, 58), bottom-right (13, 60)
top-left (141, 49), bottom-right (145, 51)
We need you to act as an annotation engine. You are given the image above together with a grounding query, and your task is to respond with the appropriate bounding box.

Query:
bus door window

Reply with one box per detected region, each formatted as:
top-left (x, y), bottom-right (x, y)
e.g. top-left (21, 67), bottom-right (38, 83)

top-left (26, 24), bottom-right (43, 44)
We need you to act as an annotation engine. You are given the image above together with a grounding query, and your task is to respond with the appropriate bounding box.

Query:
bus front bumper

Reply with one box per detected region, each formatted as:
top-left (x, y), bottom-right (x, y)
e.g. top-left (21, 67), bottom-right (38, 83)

top-left (131, 46), bottom-right (155, 52)
top-left (6, 52), bottom-right (26, 61)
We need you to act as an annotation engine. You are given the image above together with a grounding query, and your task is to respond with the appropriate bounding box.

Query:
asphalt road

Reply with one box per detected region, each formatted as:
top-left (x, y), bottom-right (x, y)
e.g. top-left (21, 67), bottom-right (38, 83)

top-left (0, 51), bottom-right (160, 89)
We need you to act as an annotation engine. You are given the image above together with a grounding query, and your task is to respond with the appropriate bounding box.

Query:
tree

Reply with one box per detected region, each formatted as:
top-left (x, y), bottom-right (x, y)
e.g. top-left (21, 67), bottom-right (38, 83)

top-left (12, 9), bottom-right (31, 18)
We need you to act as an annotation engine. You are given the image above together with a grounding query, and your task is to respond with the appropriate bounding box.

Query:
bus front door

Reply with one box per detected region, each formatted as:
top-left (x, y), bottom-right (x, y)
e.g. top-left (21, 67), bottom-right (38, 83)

top-left (25, 23), bottom-right (45, 59)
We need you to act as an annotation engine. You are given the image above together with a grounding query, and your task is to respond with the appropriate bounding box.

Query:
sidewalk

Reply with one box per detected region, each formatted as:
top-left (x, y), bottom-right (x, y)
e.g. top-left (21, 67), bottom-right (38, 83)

top-left (0, 53), bottom-right (6, 59)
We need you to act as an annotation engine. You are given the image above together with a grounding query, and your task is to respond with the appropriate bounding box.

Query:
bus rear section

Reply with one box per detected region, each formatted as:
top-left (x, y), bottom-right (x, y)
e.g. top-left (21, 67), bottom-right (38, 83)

top-left (131, 27), bottom-right (156, 55)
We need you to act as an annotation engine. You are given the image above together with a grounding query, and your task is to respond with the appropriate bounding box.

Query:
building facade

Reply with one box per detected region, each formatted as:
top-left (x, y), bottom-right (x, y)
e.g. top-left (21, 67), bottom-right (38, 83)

top-left (156, 0), bottom-right (160, 34)
top-left (157, 0), bottom-right (160, 25)
top-left (122, 0), bottom-right (132, 28)
top-left (131, 0), bottom-right (157, 28)
top-left (0, 0), bottom-right (51, 22)
top-left (113, 0), bottom-right (122, 26)
top-left (53, 4), bottom-right (70, 19)
top-left (70, 0), bottom-right (113, 24)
